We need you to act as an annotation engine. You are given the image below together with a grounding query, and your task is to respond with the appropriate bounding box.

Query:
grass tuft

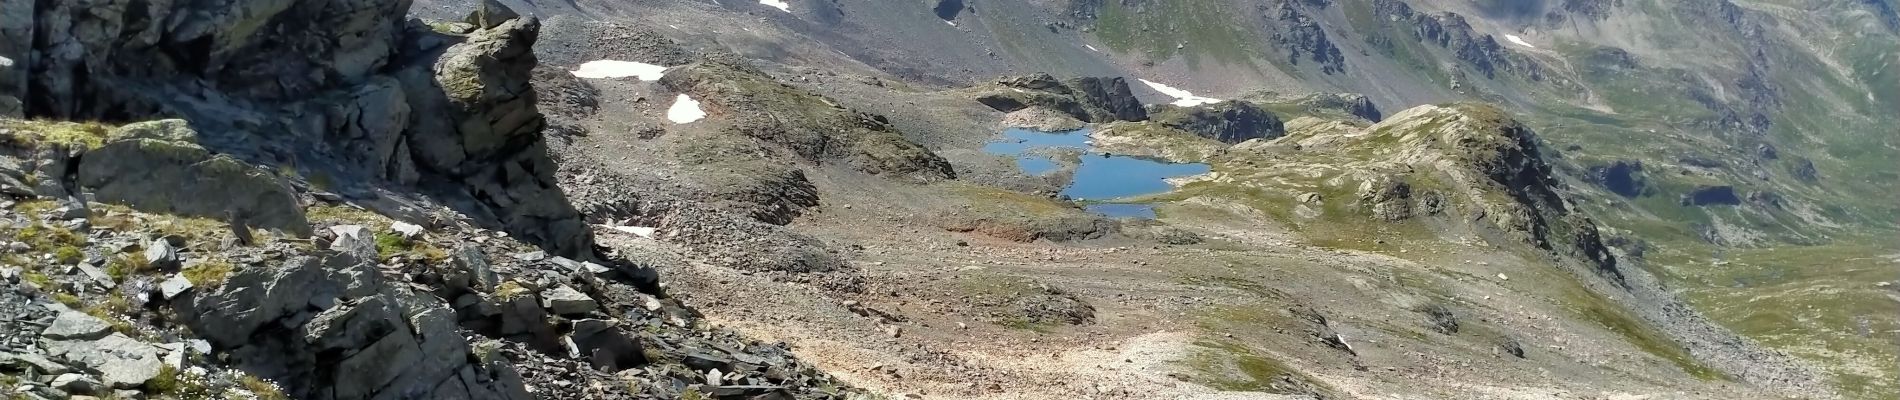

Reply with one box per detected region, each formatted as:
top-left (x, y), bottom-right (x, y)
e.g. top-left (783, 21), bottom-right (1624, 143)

top-left (182, 259), bottom-right (236, 288)
top-left (103, 253), bottom-right (150, 282)
top-left (0, 119), bottom-right (115, 149)
top-left (238, 374), bottom-right (289, 400)
top-left (53, 246), bottom-right (82, 265)
top-left (493, 281), bottom-right (530, 302)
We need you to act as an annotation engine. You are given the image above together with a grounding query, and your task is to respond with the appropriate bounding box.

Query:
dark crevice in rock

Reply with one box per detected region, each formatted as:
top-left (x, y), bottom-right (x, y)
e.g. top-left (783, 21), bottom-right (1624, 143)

top-left (1588, 160), bottom-right (1648, 198)
top-left (1680, 185), bottom-right (1742, 206)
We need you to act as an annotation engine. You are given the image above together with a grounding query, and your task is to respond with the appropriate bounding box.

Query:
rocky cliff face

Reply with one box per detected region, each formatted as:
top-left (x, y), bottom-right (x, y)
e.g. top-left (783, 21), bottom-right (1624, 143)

top-left (0, 0), bottom-right (594, 261)
top-left (975, 73), bottom-right (1149, 123)
top-left (0, 1), bottom-right (881, 400)
top-left (1260, 0), bottom-right (1347, 75)
top-left (1147, 102), bottom-right (1286, 144)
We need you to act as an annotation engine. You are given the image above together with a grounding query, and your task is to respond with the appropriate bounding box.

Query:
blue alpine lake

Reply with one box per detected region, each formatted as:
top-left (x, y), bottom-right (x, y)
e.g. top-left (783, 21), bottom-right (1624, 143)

top-left (984, 128), bottom-right (1209, 218)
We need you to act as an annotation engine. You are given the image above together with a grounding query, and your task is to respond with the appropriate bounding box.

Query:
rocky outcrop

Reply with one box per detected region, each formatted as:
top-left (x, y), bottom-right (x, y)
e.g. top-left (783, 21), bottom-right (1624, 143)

top-left (0, 0), bottom-right (595, 259)
top-left (1090, 122), bottom-right (1228, 163)
top-left (42, 331), bottom-right (163, 390)
top-left (1244, 91), bottom-right (1383, 122)
top-left (1559, 0), bottom-right (1623, 22)
top-left (1355, 104), bottom-right (1619, 281)
top-left (1587, 159), bottom-right (1649, 198)
top-left (0, 0), bottom-right (23, 114)
top-left (964, 277), bottom-right (1096, 327)
top-left (661, 59), bottom-right (956, 181)
top-left (1788, 157), bottom-right (1819, 183)
top-left (976, 73), bottom-right (1149, 123)
top-left (177, 250), bottom-right (533, 400)
top-left (1369, 0), bottom-right (1544, 81)
top-left (1148, 101), bottom-right (1287, 144)
top-left (1261, 0), bottom-right (1346, 74)
top-left (76, 120), bottom-right (312, 235)
top-left (1001, 107), bottom-right (1088, 132)
top-left (1358, 176), bottom-right (1415, 221)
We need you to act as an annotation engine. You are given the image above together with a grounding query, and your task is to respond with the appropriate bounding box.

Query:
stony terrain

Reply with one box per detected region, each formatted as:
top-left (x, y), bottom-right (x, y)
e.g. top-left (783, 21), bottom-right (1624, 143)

top-left (1, 0), bottom-right (1893, 400)
top-left (0, 1), bottom-right (868, 399)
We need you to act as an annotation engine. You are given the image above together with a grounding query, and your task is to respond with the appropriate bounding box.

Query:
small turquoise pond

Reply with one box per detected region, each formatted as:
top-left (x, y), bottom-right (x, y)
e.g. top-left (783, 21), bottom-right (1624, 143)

top-left (984, 128), bottom-right (1209, 218)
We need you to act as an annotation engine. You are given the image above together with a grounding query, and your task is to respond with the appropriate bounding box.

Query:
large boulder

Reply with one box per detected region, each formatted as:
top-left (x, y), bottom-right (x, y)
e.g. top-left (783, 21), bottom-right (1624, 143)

top-left (75, 120), bottom-right (312, 236)
top-left (1587, 160), bottom-right (1649, 198)
top-left (398, 13), bottom-right (597, 257)
top-left (17, 0), bottom-right (411, 117)
top-left (568, 319), bottom-right (645, 372)
top-left (40, 309), bottom-right (113, 341)
top-left (177, 252), bottom-right (532, 400)
top-left (41, 333), bottom-right (163, 389)
top-left (7, 0), bottom-right (605, 262)
top-left (1067, 76), bottom-right (1148, 122)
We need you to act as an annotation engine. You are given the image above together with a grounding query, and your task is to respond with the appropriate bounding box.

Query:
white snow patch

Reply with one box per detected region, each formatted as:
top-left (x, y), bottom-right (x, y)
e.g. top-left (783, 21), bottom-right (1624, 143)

top-left (390, 222), bottom-right (426, 239)
top-left (608, 225), bottom-right (658, 238)
top-left (760, 0), bottom-right (790, 12)
top-left (945, 20), bottom-right (958, 27)
top-left (1085, 44), bottom-right (1100, 52)
top-left (667, 94), bottom-right (706, 124)
top-left (1504, 34), bottom-right (1535, 48)
top-left (1137, 79), bottom-right (1223, 107)
top-left (570, 60), bottom-right (669, 81)
top-left (0, 56), bottom-right (12, 68)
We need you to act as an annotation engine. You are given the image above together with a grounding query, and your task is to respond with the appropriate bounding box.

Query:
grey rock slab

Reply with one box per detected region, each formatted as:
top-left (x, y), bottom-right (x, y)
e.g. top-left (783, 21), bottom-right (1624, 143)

top-left (540, 286), bottom-right (596, 315)
top-left (0, 352), bottom-right (71, 374)
top-left (142, 239), bottom-right (178, 270)
top-left (328, 225), bottom-right (376, 260)
top-left (451, 244), bottom-right (498, 292)
top-left (51, 205), bottom-right (87, 221)
top-left (77, 123), bottom-right (312, 236)
top-left (157, 342), bottom-right (185, 368)
top-left (181, 256), bottom-right (341, 347)
top-left (74, 263), bottom-right (114, 290)
top-left (569, 319), bottom-right (642, 372)
top-left (510, 251), bottom-right (545, 262)
top-left (546, 256), bottom-right (580, 271)
top-left (467, 0), bottom-right (521, 29)
top-left (41, 311), bottom-right (113, 341)
top-left (51, 373), bottom-right (105, 395)
top-left (43, 333), bottom-right (162, 389)
top-left (158, 275), bottom-right (192, 299)
top-left (331, 325), bottom-right (423, 400)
